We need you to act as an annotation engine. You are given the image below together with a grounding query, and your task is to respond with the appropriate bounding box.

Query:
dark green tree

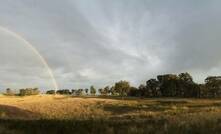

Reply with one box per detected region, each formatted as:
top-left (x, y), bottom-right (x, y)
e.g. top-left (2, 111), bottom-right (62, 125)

top-left (85, 88), bottom-right (89, 95)
top-left (5, 88), bottom-right (14, 96)
top-left (128, 87), bottom-right (140, 97)
top-left (205, 76), bottom-right (221, 97)
top-left (178, 73), bottom-right (199, 97)
top-left (90, 86), bottom-right (96, 95)
top-left (110, 86), bottom-right (117, 96)
top-left (46, 90), bottom-right (56, 95)
top-left (146, 79), bottom-right (160, 97)
top-left (76, 89), bottom-right (84, 96)
top-left (157, 74), bottom-right (179, 97)
top-left (103, 86), bottom-right (110, 95)
top-left (114, 80), bottom-right (131, 97)
top-left (138, 84), bottom-right (146, 97)
top-left (98, 88), bottom-right (103, 95)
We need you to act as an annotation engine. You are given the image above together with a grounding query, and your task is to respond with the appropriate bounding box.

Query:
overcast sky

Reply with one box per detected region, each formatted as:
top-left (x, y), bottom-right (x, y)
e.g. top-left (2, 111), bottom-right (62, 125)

top-left (0, 0), bottom-right (220, 90)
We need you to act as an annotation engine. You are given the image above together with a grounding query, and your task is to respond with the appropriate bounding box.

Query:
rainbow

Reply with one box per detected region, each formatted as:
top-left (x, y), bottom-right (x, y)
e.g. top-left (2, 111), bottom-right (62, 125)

top-left (0, 26), bottom-right (59, 90)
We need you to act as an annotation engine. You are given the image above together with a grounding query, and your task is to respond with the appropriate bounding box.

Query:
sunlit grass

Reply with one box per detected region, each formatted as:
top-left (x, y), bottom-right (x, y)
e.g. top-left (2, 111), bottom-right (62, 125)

top-left (0, 95), bottom-right (221, 133)
top-left (1, 95), bottom-right (221, 120)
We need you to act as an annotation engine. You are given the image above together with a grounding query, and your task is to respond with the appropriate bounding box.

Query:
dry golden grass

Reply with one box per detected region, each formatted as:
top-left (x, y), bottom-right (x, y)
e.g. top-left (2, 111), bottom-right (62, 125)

top-left (1, 95), bottom-right (221, 133)
top-left (0, 95), bottom-right (221, 121)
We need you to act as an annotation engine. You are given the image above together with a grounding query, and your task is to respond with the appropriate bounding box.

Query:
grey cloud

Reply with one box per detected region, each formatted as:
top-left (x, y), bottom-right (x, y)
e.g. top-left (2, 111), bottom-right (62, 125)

top-left (0, 0), bottom-right (220, 90)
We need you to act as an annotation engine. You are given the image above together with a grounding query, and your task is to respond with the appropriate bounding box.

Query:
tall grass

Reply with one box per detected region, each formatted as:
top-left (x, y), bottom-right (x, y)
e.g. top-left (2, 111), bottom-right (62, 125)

top-left (0, 95), bottom-right (221, 133)
top-left (0, 117), bottom-right (221, 134)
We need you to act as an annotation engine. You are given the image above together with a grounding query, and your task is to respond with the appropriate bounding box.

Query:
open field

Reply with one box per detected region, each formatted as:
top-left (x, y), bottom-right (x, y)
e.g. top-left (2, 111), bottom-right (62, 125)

top-left (0, 95), bottom-right (221, 133)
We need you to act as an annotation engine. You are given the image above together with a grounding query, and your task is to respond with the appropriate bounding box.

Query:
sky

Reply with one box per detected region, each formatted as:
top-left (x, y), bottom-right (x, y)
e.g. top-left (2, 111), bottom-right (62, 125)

top-left (0, 0), bottom-right (220, 90)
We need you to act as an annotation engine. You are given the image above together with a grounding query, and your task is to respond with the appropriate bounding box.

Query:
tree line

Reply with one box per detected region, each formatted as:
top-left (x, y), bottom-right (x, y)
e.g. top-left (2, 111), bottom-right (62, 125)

top-left (5, 88), bottom-right (40, 96)
top-left (4, 72), bottom-right (221, 98)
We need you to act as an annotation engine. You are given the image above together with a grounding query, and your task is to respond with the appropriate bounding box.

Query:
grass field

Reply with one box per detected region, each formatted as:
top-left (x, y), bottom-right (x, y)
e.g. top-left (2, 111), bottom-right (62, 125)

top-left (0, 95), bottom-right (221, 133)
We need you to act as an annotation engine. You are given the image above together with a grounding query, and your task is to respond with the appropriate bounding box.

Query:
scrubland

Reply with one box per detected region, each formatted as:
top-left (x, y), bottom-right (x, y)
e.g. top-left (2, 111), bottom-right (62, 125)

top-left (0, 95), bottom-right (221, 134)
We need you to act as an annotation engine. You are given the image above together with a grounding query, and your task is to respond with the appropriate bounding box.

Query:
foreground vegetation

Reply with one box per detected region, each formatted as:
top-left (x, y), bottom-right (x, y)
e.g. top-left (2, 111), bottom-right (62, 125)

top-left (0, 95), bottom-right (221, 133)
top-left (1, 117), bottom-right (221, 134)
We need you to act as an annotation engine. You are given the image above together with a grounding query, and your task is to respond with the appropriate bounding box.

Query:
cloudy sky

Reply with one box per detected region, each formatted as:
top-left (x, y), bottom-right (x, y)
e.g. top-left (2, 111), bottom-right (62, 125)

top-left (0, 0), bottom-right (220, 90)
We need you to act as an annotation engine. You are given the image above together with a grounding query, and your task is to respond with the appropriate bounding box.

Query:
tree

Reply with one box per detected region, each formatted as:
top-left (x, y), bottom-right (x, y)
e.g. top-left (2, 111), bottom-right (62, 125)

top-left (76, 89), bottom-right (84, 96)
top-left (178, 72), bottom-right (193, 83)
top-left (199, 84), bottom-right (207, 98)
top-left (32, 88), bottom-right (40, 95)
top-left (138, 84), bottom-right (146, 97)
top-left (128, 87), bottom-right (140, 97)
top-left (19, 88), bottom-right (40, 96)
top-left (85, 89), bottom-right (89, 95)
top-left (71, 89), bottom-right (76, 95)
top-left (98, 88), bottom-right (104, 95)
top-left (146, 79), bottom-right (161, 97)
top-left (5, 88), bottom-right (14, 96)
top-left (56, 89), bottom-right (71, 95)
top-left (99, 86), bottom-right (110, 96)
top-left (90, 86), bottom-right (96, 95)
top-left (46, 90), bottom-right (56, 95)
top-left (178, 73), bottom-right (199, 97)
top-left (156, 73), bottom-right (200, 97)
top-left (114, 80), bottom-right (131, 97)
top-left (19, 89), bottom-right (26, 96)
top-left (110, 86), bottom-right (117, 96)
top-left (103, 86), bottom-right (110, 95)
top-left (157, 74), bottom-right (179, 97)
top-left (205, 76), bottom-right (221, 97)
